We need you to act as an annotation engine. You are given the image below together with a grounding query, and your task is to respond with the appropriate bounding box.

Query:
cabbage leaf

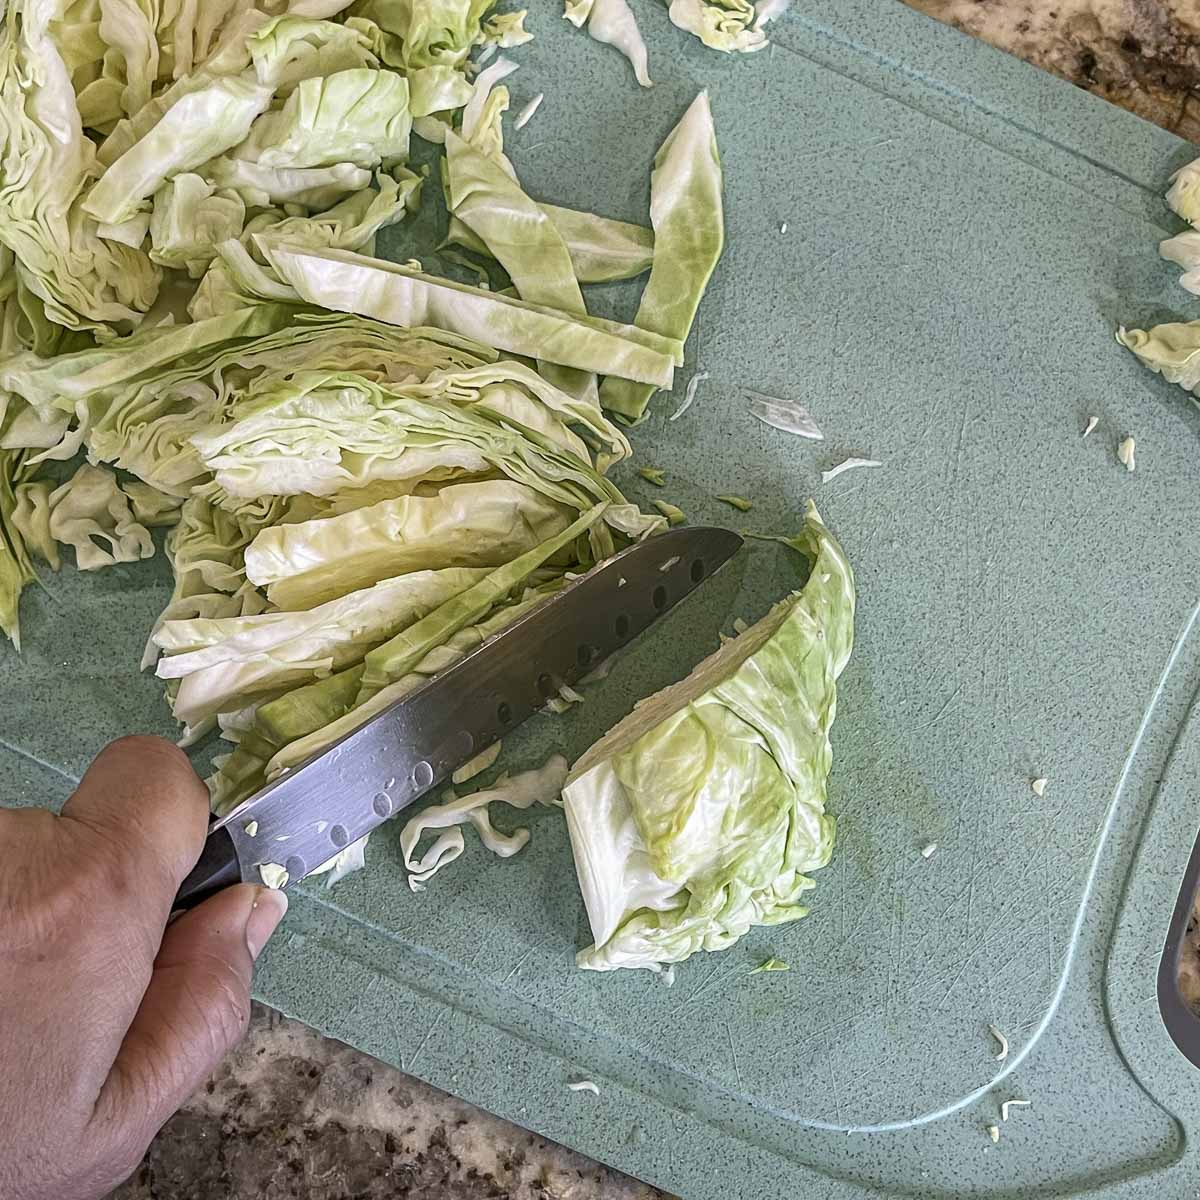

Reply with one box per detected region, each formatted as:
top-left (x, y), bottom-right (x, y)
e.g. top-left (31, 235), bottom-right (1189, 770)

top-left (232, 68), bottom-right (411, 169)
top-left (241, 479), bottom-right (575, 609)
top-left (82, 74), bottom-right (274, 225)
top-left (154, 565), bottom-right (492, 726)
top-left (1117, 320), bottom-right (1200, 395)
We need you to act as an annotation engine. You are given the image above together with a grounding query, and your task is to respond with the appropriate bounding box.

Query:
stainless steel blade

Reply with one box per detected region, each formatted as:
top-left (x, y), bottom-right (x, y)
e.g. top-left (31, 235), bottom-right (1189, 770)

top-left (213, 525), bottom-right (743, 888)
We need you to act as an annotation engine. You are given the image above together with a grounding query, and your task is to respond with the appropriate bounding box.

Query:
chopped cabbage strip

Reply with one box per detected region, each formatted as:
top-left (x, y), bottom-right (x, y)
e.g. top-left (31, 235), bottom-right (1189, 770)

top-left (263, 242), bottom-right (682, 386)
top-left (599, 94), bottom-right (723, 418)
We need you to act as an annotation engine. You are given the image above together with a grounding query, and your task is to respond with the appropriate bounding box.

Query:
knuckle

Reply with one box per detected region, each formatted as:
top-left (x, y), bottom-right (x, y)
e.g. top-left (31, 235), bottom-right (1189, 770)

top-left (0, 820), bottom-right (112, 950)
top-left (99, 734), bottom-right (192, 780)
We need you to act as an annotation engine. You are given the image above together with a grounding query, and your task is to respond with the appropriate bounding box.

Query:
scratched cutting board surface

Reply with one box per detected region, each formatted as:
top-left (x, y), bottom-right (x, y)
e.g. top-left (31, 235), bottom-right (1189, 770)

top-left (8, 2), bottom-right (1200, 1196)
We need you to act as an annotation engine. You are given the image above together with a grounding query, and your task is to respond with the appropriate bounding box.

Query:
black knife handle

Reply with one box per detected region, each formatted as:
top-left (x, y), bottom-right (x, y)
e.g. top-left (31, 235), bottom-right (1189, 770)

top-left (174, 826), bottom-right (242, 912)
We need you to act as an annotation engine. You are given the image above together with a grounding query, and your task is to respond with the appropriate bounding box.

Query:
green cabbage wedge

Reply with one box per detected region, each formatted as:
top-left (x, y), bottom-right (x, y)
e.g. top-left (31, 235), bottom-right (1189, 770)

top-left (562, 503), bottom-right (855, 971)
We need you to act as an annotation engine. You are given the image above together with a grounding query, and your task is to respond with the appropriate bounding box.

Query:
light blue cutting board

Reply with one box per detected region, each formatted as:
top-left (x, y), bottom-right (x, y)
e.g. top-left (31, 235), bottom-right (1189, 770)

top-left (7, 2), bottom-right (1200, 1196)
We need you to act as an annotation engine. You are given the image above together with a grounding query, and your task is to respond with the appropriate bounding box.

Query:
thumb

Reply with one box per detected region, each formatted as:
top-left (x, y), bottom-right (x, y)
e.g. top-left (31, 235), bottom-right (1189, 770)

top-left (87, 884), bottom-right (287, 1150)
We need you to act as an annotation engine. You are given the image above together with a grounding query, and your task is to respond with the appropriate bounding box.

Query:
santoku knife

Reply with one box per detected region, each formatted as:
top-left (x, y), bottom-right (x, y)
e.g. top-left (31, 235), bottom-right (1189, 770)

top-left (174, 525), bottom-right (743, 909)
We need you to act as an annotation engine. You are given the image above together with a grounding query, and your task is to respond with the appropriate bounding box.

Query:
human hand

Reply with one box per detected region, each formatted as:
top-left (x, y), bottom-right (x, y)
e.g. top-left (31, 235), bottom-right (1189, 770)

top-left (0, 735), bottom-right (288, 1200)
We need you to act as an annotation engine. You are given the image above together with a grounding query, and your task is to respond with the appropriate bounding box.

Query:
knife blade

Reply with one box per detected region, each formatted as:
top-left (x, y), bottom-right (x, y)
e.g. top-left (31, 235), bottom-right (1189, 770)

top-left (174, 525), bottom-right (743, 909)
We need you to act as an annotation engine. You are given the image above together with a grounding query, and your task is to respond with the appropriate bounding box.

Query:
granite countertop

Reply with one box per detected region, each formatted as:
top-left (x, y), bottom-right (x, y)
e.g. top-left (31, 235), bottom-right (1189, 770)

top-left (108, 6), bottom-right (1200, 1199)
top-left (907, 0), bottom-right (1200, 139)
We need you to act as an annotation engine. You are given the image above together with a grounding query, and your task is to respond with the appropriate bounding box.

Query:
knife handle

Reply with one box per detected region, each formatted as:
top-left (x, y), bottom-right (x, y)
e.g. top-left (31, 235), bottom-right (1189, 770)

top-left (174, 826), bottom-right (242, 912)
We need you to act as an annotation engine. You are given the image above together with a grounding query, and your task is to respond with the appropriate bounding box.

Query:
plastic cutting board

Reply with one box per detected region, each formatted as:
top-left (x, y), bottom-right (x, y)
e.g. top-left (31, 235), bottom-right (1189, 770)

top-left (7, 2), bottom-right (1200, 1196)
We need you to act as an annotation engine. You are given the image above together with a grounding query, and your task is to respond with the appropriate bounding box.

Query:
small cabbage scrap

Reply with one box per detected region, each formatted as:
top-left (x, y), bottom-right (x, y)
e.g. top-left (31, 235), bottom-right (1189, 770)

top-left (564, 0), bottom-right (652, 88)
top-left (309, 833), bottom-right (370, 887)
top-left (1167, 157), bottom-right (1200, 226)
top-left (481, 11), bottom-right (534, 49)
top-left (513, 92), bottom-right (543, 130)
top-left (1117, 321), bottom-right (1200, 395)
top-left (1159, 230), bottom-right (1200, 295)
top-left (821, 457), bottom-right (882, 483)
top-left (668, 0), bottom-right (769, 53)
top-left (715, 494), bottom-right (752, 512)
top-left (749, 957), bottom-right (789, 974)
top-left (452, 740), bottom-right (503, 784)
top-left (562, 503), bottom-right (854, 971)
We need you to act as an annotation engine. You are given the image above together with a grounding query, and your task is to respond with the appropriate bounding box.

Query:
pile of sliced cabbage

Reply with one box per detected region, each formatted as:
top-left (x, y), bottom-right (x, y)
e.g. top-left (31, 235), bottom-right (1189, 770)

top-left (0, 0), bottom-right (851, 974)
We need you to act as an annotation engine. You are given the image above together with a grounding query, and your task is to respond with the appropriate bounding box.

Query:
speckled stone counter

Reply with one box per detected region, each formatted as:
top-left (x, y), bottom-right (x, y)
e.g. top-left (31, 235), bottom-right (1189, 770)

top-left (109, 1005), bottom-right (668, 1200)
top-left (905, 0), bottom-right (1200, 140)
top-left (107, 6), bottom-right (1200, 1198)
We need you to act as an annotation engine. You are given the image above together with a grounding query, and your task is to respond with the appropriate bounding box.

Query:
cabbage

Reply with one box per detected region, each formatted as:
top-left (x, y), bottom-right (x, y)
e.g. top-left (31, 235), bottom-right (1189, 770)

top-left (154, 565), bottom-right (492, 726)
top-left (0, 0), bottom-right (744, 939)
top-left (81, 74), bottom-right (274, 225)
top-left (262, 243), bottom-right (683, 386)
top-left (0, 0), bottom-right (162, 332)
top-left (563, 0), bottom-right (652, 88)
top-left (149, 174), bottom-right (247, 276)
top-left (0, 450), bottom-right (37, 647)
top-left (231, 68), bottom-right (411, 169)
top-left (562, 504), bottom-right (854, 971)
top-left (1117, 321), bottom-right (1200, 395)
top-left (1167, 157), bottom-right (1200, 227)
top-left (599, 93), bottom-right (724, 418)
top-left (241, 480), bottom-right (575, 609)
top-left (666, 0), bottom-right (769, 53)
top-left (42, 462), bottom-right (155, 571)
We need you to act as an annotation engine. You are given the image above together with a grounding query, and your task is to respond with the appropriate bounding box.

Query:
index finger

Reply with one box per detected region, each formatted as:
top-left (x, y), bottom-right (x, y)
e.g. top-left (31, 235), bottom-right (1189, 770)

top-left (61, 735), bottom-right (210, 897)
